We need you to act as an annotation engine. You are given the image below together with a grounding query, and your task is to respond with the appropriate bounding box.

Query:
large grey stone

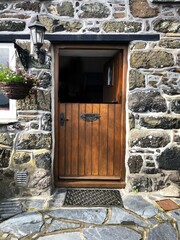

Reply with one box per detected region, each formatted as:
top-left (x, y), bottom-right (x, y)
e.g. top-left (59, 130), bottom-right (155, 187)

top-left (171, 99), bottom-right (180, 114)
top-left (123, 195), bottom-right (159, 218)
top-left (130, 129), bottom-right (170, 148)
top-left (129, 69), bottom-right (145, 90)
top-left (0, 20), bottom-right (25, 31)
top-left (128, 155), bottom-right (143, 173)
top-left (38, 232), bottom-right (82, 240)
top-left (48, 2), bottom-right (74, 17)
top-left (157, 147), bottom-right (180, 170)
top-left (148, 222), bottom-right (177, 240)
top-left (0, 212), bottom-right (43, 237)
top-left (128, 91), bottom-right (167, 113)
top-left (35, 152), bottom-right (51, 170)
top-left (16, 133), bottom-right (52, 150)
top-left (82, 226), bottom-right (142, 240)
top-left (130, 0), bottom-right (159, 18)
top-left (108, 207), bottom-right (148, 227)
top-left (46, 208), bottom-right (107, 224)
top-left (153, 19), bottom-right (180, 33)
top-left (130, 51), bottom-right (174, 69)
top-left (28, 169), bottom-right (51, 190)
top-left (0, 148), bottom-right (11, 167)
top-left (46, 220), bottom-right (80, 233)
top-left (14, 1), bottom-right (40, 12)
top-left (53, 20), bottom-right (83, 32)
top-left (0, 133), bottom-right (15, 146)
top-left (103, 21), bottom-right (142, 33)
top-left (140, 116), bottom-right (180, 129)
top-left (80, 3), bottom-right (110, 18)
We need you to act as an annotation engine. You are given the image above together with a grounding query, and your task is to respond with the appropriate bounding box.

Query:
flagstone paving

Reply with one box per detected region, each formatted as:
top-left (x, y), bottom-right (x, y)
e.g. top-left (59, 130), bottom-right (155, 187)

top-left (0, 190), bottom-right (179, 240)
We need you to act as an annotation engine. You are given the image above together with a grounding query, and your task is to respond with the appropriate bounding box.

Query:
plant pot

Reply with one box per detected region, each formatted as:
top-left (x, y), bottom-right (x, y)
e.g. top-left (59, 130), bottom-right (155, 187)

top-left (0, 81), bottom-right (33, 99)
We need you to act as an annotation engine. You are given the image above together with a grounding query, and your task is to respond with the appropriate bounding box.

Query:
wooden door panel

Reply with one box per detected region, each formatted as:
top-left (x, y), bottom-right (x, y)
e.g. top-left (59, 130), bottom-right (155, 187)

top-left (78, 104), bottom-right (86, 176)
top-left (84, 104), bottom-right (93, 176)
top-left (107, 104), bottom-right (115, 176)
top-left (59, 103), bottom-right (122, 180)
top-left (91, 104), bottom-right (100, 176)
top-left (99, 104), bottom-right (108, 176)
top-left (71, 104), bottom-right (79, 176)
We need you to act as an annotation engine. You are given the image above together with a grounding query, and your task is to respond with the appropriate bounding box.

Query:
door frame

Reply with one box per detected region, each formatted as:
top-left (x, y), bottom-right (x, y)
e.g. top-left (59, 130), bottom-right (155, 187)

top-left (54, 43), bottom-right (128, 188)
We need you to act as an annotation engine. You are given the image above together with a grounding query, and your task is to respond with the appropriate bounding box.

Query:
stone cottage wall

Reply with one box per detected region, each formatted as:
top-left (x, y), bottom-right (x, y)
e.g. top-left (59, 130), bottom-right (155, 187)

top-left (0, 0), bottom-right (179, 198)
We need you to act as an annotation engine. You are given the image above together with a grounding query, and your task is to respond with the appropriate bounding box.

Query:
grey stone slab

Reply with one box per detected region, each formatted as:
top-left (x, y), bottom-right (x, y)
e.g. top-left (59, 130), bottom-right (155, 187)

top-left (45, 219), bottom-right (80, 233)
top-left (45, 208), bottom-right (107, 224)
top-left (82, 226), bottom-right (142, 240)
top-left (48, 189), bottom-right (67, 208)
top-left (23, 199), bottom-right (46, 210)
top-left (0, 212), bottom-right (43, 238)
top-left (108, 207), bottom-right (148, 227)
top-left (169, 209), bottom-right (180, 221)
top-left (0, 200), bottom-right (23, 220)
top-left (148, 222), bottom-right (177, 240)
top-left (37, 232), bottom-right (82, 240)
top-left (123, 195), bottom-right (159, 218)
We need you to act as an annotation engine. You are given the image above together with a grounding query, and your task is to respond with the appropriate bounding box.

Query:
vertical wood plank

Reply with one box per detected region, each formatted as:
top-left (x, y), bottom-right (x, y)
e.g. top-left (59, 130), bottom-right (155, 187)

top-left (71, 104), bottom-right (79, 176)
top-left (85, 104), bottom-right (93, 176)
top-left (114, 104), bottom-right (121, 177)
top-left (79, 104), bottom-right (85, 176)
top-left (59, 104), bottom-right (65, 176)
top-left (107, 104), bottom-right (115, 176)
top-left (99, 104), bottom-right (108, 176)
top-left (65, 104), bottom-right (72, 176)
top-left (91, 104), bottom-right (100, 176)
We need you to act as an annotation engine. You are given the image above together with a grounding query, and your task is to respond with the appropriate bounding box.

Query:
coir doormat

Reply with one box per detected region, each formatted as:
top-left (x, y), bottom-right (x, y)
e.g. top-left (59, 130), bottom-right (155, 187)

top-left (64, 189), bottom-right (123, 207)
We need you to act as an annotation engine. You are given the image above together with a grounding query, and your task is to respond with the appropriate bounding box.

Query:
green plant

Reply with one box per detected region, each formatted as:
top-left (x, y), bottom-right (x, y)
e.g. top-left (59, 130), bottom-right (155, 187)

top-left (0, 65), bottom-right (37, 84)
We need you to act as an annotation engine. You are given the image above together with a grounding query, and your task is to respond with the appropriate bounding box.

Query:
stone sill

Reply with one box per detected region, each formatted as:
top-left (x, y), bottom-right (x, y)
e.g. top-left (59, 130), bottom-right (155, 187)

top-left (0, 119), bottom-right (18, 125)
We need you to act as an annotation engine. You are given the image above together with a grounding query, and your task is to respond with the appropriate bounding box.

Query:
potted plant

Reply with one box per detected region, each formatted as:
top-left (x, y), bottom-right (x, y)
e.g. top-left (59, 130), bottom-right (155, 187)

top-left (0, 66), bottom-right (37, 99)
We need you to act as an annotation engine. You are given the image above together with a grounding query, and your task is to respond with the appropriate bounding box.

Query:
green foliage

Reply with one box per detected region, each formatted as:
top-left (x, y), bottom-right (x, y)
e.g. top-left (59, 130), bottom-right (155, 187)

top-left (0, 66), bottom-right (37, 84)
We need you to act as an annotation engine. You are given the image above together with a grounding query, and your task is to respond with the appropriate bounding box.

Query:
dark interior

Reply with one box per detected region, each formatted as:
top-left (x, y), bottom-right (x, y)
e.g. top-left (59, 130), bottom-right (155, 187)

top-left (59, 56), bottom-right (111, 103)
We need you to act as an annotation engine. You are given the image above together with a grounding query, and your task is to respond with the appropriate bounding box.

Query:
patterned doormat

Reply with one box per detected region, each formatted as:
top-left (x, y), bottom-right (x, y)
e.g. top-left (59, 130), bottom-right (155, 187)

top-left (63, 189), bottom-right (123, 207)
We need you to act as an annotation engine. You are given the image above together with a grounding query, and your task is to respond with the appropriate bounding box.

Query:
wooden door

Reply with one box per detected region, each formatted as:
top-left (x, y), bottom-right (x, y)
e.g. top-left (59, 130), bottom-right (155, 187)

top-left (56, 47), bottom-right (126, 188)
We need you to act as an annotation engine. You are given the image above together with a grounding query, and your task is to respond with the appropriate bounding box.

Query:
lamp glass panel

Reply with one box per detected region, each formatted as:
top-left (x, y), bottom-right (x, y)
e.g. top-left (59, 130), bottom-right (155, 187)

top-left (30, 28), bottom-right (37, 45)
top-left (36, 29), bottom-right (43, 44)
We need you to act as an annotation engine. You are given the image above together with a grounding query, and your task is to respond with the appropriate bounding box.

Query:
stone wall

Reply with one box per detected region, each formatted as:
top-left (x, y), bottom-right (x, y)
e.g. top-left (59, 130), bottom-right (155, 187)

top-left (0, 0), bottom-right (179, 197)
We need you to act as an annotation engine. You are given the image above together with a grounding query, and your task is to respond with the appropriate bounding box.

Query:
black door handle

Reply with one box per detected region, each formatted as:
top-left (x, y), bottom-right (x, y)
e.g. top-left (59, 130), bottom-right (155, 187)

top-left (60, 113), bottom-right (68, 126)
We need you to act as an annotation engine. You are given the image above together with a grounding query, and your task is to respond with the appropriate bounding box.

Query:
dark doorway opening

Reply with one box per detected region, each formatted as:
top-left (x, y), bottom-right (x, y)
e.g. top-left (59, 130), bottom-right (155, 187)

top-left (58, 49), bottom-right (118, 103)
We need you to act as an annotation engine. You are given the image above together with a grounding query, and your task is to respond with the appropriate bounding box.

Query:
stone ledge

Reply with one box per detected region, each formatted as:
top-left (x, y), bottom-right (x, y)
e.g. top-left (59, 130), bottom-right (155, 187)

top-left (0, 34), bottom-right (160, 42)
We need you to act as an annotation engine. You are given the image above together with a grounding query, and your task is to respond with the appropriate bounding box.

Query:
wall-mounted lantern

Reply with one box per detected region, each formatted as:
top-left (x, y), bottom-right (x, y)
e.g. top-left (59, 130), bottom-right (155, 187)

top-left (14, 15), bottom-right (47, 70)
top-left (28, 15), bottom-right (46, 64)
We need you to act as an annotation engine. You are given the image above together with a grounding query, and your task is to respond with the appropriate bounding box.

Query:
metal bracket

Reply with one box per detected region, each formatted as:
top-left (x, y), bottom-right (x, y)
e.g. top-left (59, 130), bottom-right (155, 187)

top-left (14, 43), bottom-right (30, 71)
top-left (80, 113), bottom-right (100, 122)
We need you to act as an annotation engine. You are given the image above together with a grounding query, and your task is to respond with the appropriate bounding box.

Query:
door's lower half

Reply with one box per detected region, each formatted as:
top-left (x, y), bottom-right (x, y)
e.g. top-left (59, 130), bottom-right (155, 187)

top-left (58, 103), bottom-right (125, 188)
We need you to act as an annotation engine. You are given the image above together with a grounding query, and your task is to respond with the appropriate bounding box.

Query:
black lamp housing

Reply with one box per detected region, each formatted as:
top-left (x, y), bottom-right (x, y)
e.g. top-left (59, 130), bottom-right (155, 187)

top-left (15, 15), bottom-right (47, 70)
top-left (28, 15), bottom-right (47, 64)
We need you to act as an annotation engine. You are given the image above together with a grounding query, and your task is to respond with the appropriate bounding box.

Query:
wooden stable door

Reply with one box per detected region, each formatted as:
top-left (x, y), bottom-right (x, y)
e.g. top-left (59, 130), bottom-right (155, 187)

top-left (56, 47), bottom-right (126, 188)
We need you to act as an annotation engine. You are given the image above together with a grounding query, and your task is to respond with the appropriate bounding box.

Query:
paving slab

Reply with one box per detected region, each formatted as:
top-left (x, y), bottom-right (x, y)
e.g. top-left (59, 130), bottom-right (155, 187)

top-left (82, 225), bottom-right (142, 240)
top-left (0, 200), bottom-right (23, 221)
top-left (0, 212), bottom-right (43, 238)
top-left (148, 222), bottom-right (178, 240)
top-left (45, 208), bottom-right (107, 224)
top-left (22, 199), bottom-right (46, 210)
top-left (123, 195), bottom-right (159, 218)
top-left (45, 219), bottom-right (80, 232)
top-left (37, 232), bottom-right (82, 240)
top-left (108, 207), bottom-right (148, 227)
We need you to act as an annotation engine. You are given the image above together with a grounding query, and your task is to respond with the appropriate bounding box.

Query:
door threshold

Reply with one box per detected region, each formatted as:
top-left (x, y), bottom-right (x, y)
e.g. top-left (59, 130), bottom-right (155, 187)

top-left (56, 180), bottom-right (126, 188)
